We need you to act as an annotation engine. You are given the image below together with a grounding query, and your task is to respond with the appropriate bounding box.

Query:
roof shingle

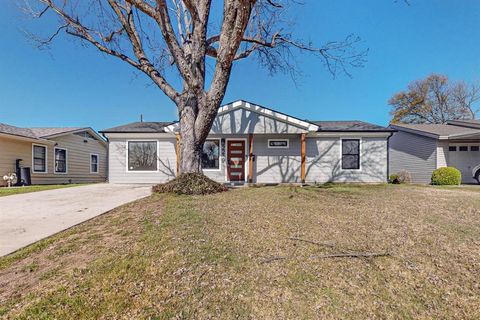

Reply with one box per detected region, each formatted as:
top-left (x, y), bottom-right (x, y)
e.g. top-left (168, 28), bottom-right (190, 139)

top-left (312, 121), bottom-right (392, 132)
top-left (100, 122), bottom-right (174, 133)
top-left (28, 127), bottom-right (84, 138)
top-left (391, 123), bottom-right (480, 137)
top-left (0, 123), bottom-right (39, 139)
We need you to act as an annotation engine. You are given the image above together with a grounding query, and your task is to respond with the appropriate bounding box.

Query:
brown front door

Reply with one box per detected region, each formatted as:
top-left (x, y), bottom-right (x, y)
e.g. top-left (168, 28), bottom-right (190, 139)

top-left (227, 140), bottom-right (245, 182)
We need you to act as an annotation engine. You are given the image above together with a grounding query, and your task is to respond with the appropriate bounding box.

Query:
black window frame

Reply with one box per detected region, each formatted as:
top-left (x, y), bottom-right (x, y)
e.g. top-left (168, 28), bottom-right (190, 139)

top-left (341, 139), bottom-right (360, 170)
top-left (127, 141), bottom-right (158, 172)
top-left (54, 147), bottom-right (67, 173)
top-left (449, 146), bottom-right (457, 152)
top-left (33, 145), bottom-right (47, 173)
top-left (201, 139), bottom-right (220, 170)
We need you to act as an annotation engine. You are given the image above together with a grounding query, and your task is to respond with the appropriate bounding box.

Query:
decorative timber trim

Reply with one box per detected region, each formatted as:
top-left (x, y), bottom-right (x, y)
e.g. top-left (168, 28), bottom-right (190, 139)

top-left (300, 133), bottom-right (306, 183)
top-left (248, 134), bottom-right (254, 183)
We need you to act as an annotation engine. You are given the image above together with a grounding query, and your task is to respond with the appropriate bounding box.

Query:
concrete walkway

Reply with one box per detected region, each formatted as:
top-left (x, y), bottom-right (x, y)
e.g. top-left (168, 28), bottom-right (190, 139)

top-left (0, 184), bottom-right (152, 256)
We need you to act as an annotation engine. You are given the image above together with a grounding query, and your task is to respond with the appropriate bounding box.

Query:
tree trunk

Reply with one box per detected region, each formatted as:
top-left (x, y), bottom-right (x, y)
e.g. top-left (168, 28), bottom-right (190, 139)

top-left (178, 94), bottom-right (203, 174)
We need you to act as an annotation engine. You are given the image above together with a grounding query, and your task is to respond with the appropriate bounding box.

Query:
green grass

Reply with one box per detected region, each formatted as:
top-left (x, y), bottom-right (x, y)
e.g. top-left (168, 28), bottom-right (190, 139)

top-left (0, 184), bottom-right (86, 197)
top-left (1, 184), bottom-right (480, 319)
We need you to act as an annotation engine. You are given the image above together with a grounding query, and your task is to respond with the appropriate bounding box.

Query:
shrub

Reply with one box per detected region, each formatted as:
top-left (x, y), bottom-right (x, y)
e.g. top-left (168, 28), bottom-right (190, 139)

top-left (152, 173), bottom-right (228, 195)
top-left (389, 170), bottom-right (412, 184)
top-left (431, 167), bottom-right (461, 185)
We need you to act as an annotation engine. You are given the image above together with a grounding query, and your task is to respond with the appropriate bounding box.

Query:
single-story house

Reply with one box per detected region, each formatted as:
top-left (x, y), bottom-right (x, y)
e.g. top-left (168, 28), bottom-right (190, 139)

top-left (389, 120), bottom-right (480, 184)
top-left (100, 100), bottom-right (394, 185)
top-left (0, 123), bottom-right (108, 186)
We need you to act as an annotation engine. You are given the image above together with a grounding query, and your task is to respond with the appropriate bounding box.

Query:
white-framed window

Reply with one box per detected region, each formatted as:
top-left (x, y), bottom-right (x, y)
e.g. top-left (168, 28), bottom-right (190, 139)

top-left (90, 154), bottom-right (99, 173)
top-left (32, 144), bottom-right (47, 173)
top-left (471, 146), bottom-right (479, 152)
top-left (341, 139), bottom-right (361, 170)
top-left (459, 146), bottom-right (468, 152)
top-left (202, 139), bottom-right (221, 170)
top-left (127, 140), bottom-right (158, 171)
top-left (268, 139), bottom-right (289, 148)
top-left (54, 147), bottom-right (68, 174)
top-left (449, 146), bottom-right (457, 152)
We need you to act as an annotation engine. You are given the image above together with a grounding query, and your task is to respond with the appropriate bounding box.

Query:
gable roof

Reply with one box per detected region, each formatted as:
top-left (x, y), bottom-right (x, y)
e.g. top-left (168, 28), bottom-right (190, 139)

top-left (216, 100), bottom-right (320, 132)
top-left (101, 100), bottom-right (391, 134)
top-left (447, 119), bottom-right (480, 129)
top-left (0, 123), bottom-right (39, 139)
top-left (100, 121), bottom-right (174, 133)
top-left (29, 127), bottom-right (84, 138)
top-left (390, 123), bottom-right (480, 139)
top-left (0, 123), bottom-right (106, 144)
top-left (312, 121), bottom-right (393, 132)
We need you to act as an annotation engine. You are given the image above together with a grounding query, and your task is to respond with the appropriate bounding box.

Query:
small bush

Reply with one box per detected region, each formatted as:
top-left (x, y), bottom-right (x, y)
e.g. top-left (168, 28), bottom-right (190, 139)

top-left (431, 167), bottom-right (461, 185)
top-left (389, 171), bottom-right (412, 184)
top-left (152, 173), bottom-right (228, 195)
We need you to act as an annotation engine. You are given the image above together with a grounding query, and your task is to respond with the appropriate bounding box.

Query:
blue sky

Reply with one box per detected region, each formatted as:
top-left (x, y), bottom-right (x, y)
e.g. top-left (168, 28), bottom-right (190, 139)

top-left (1, 0), bottom-right (480, 132)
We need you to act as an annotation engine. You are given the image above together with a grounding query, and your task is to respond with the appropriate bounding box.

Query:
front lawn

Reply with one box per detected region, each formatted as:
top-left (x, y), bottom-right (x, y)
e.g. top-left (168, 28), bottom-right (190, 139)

top-left (0, 184), bottom-right (84, 197)
top-left (1, 185), bottom-right (479, 319)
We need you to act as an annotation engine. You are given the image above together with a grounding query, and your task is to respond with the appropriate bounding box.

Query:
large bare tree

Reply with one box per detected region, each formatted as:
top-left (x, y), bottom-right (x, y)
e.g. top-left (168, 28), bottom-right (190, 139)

top-left (389, 74), bottom-right (480, 124)
top-left (24, 0), bottom-right (366, 173)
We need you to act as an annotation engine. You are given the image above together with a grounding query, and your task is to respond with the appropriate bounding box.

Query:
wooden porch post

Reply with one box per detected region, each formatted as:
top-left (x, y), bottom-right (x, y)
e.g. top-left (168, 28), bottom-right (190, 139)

top-left (248, 134), bottom-right (254, 183)
top-left (176, 134), bottom-right (181, 175)
top-left (300, 133), bottom-right (306, 183)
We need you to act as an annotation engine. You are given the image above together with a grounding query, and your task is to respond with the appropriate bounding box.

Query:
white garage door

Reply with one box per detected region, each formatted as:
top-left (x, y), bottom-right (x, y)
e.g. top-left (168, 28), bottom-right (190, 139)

top-left (448, 144), bottom-right (480, 183)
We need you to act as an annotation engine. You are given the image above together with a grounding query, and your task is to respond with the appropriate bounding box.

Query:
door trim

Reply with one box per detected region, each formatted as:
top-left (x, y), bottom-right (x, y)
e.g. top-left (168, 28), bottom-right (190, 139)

top-left (225, 138), bottom-right (248, 182)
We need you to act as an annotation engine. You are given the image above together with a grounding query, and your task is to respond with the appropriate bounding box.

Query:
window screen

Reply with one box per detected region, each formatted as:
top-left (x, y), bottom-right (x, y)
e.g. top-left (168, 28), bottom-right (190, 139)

top-left (128, 141), bottom-right (158, 171)
top-left (202, 140), bottom-right (220, 169)
top-left (54, 148), bottom-right (67, 173)
top-left (342, 139), bottom-right (360, 170)
top-left (33, 145), bottom-right (47, 172)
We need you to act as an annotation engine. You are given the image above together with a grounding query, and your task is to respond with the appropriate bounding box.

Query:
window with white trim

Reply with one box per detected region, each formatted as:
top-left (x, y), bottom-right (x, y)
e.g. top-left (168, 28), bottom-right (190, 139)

top-left (268, 139), bottom-right (289, 148)
top-left (201, 139), bottom-right (220, 170)
top-left (342, 139), bottom-right (360, 170)
top-left (33, 145), bottom-right (47, 173)
top-left (91, 154), bottom-right (99, 173)
top-left (128, 141), bottom-right (158, 171)
top-left (54, 148), bottom-right (67, 173)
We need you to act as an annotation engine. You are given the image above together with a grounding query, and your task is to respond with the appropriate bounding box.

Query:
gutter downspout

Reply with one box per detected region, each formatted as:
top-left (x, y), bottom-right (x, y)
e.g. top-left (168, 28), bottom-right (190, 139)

top-left (386, 131), bottom-right (394, 183)
top-left (101, 133), bottom-right (109, 183)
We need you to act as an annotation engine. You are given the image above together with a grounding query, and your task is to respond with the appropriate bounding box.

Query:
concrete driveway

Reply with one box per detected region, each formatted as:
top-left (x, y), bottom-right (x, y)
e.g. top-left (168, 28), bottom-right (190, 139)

top-left (0, 184), bottom-right (152, 256)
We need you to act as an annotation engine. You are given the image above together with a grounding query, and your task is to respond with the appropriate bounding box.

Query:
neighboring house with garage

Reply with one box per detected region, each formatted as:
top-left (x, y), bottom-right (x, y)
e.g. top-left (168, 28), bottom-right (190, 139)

top-left (389, 120), bottom-right (480, 184)
top-left (100, 100), bottom-right (394, 185)
top-left (0, 123), bottom-right (107, 186)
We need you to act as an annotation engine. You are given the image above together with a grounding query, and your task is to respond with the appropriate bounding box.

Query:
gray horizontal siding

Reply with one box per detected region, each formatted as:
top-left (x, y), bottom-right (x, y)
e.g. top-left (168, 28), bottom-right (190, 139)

top-left (253, 135), bottom-right (302, 183)
top-left (389, 131), bottom-right (437, 183)
top-left (108, 138), bottom-right (177, 184)
top-left (305, 137), bottom-right (387, 183)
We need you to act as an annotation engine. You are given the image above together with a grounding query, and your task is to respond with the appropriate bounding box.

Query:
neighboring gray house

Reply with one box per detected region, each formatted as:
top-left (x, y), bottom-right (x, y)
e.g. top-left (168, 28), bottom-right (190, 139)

top-left (389, 120), bottom-right (480, 184)
top-left (100, 100), bottom-right (393, 185)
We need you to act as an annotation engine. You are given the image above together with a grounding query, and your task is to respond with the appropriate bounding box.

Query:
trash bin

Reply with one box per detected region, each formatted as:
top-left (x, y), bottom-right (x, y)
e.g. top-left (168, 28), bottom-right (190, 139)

top-left (20, 167), bottom-right (31, 186)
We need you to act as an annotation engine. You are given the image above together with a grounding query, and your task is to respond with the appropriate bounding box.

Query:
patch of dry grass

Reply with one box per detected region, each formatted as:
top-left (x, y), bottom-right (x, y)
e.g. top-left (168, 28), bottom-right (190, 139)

top-left (1, 184), bottom-right (479, 319)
